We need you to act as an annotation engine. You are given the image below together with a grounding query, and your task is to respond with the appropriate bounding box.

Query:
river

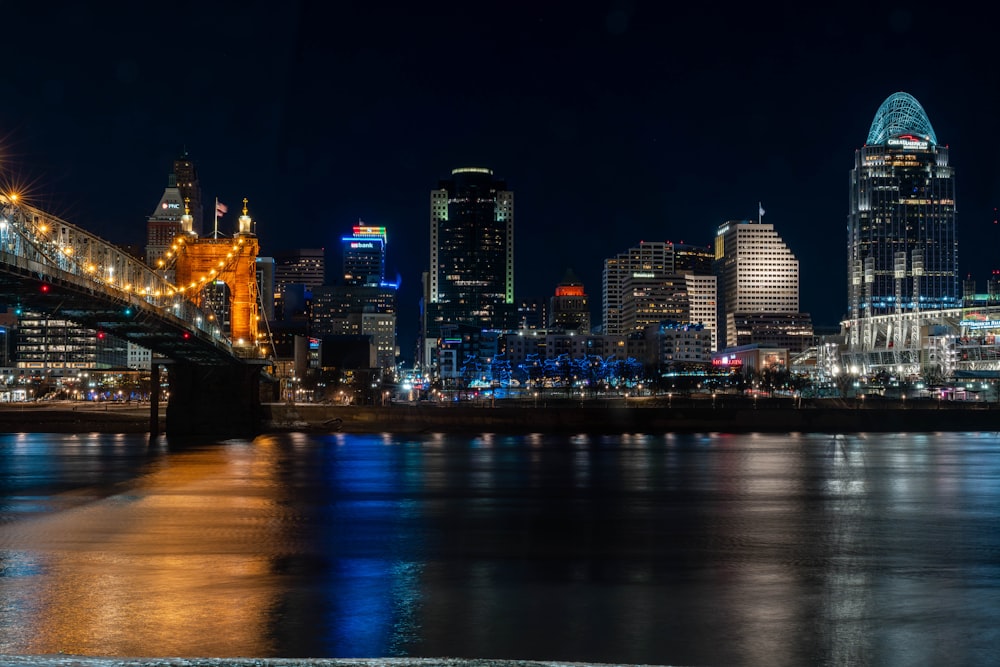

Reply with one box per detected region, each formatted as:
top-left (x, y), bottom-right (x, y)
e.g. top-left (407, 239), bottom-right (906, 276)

top-left (1, 430), bottom-right (999, 666)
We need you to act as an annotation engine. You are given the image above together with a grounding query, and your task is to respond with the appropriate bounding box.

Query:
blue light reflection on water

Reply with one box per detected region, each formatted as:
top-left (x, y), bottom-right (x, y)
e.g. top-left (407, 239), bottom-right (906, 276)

top-left (0, 430), bottom-right (998, 664)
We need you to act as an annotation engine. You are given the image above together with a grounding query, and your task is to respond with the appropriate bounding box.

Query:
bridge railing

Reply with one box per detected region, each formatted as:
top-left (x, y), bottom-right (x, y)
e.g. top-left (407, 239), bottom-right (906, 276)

top-left (0, 194), bottom-right (234, 349)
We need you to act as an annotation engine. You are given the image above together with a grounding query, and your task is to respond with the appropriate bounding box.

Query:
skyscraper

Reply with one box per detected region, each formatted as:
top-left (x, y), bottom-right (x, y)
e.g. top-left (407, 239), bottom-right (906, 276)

top-left (714, 219), bottom-right (803, 349)
top-left (341, 223), bottom-right (386, 286)
top-left (173, 151), bottom-right (204, 236)
top-left (848, 92), bottom-right (958, 320)
top-left (425, 167), bottom-right (515, 353)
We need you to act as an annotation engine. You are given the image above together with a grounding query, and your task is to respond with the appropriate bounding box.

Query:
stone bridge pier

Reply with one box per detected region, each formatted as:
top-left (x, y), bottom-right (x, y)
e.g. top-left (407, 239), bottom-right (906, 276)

top-left (160, 361), bottom-right (265, 438)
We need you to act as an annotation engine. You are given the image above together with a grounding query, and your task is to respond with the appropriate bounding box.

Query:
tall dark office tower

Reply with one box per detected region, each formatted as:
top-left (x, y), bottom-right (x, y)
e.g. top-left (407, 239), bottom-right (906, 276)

top-left (273, 248), bottom-right (325, 320)
top-left (426, 167), bottom-right (515, 343)
top-left (848, 92), bottom-right (958, 320)
top-left (173, 151), bottom-right (204, 236)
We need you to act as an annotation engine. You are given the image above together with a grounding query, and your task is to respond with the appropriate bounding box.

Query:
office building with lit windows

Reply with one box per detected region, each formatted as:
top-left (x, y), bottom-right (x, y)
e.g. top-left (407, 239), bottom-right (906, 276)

top-left (172, 151), bottom-right (204, 236)
top-left (548, 270), bottom-right (591, 333)
top-left (273, 248), bottom-right (325, 320)
top-left (847, 92), bottom-right (958, 321)
top-left (602, 241), bottom-right (713, 336)
top-left (424, 167), bottom-right (514, 365)
top-left (341, 224), bottom-right (387, 286)
top-left (144, 173), bottom-right (186, 268)
top-left (312, 284), bottom-right (398, 372)
top-left (713, 218), bottom-right (809, 350)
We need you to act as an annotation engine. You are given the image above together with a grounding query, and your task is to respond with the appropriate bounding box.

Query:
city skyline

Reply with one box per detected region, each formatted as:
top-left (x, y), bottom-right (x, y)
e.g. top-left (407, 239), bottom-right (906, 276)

top-left (3, 3), bottom-right (999, 358)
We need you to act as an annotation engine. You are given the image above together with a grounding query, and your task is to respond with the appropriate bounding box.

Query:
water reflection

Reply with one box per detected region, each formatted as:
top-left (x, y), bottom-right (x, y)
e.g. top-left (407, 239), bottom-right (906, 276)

top-left (1, 431), bottom-right (999, 664)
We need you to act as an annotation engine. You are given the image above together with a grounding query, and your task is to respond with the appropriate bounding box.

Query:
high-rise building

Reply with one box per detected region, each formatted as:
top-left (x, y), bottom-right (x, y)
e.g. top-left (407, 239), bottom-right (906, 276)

top-left (848, 92), bottom-right (958, 320)
top-left (713, 219), bottom-right (802, 349)
top-left (426, 167), bottom-right (515, 355)
top-left (684, 274), bottom-right (718, 351)
top-left (602, 241), bottom-right (713, 336)
top-left (256, 257), bottom-right (276, 322)
top-left (173, 151), bottom-right (204, 236)
top-left (273, 248), bottom-right (325, 320)
top-left (548, 270), bottom-right (591, 332)
top-left (312, 284), bottom-right (398, 372)
top-left (341, 224), bottom-right (386, 286)
top-left (145, 173), bottom-right (186, 267)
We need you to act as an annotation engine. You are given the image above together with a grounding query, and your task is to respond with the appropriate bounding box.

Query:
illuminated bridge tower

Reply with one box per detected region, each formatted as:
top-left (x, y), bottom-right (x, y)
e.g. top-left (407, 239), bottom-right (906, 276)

top-left (173, 199), bottom-right (261, 351)
top-left (847, 92), bottom-right (958, 349)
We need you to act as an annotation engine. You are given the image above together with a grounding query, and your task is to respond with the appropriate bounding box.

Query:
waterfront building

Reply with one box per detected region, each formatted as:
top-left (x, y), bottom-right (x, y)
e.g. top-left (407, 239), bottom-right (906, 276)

top-left (425, 167), bottom-right (515, 364)
top-left (848, 92), bottom-right (958, 322)
top-left (643, 321), bottom-right (713, 367)
top-left (728, 312), bottom-right (814, 353)
top-left (548, 270), bottom-right (591, 333)
top-left (712, 344), bottom-right (789, 375)
top-left (503, 329), bottom-right (629, 368)
top-left (713, 218), bottom-right (806, 349)
top-left (15, 315), bottom-right (127, 373)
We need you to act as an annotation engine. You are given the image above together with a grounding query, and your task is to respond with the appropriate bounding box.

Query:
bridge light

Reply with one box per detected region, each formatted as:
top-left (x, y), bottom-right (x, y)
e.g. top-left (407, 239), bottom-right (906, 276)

top-left (124, 307), bottom-right (134, 317)
top-left (39, 283), bottom-right (50, 294)
top-left (97, 331), bottom-right (106, 340)
top-left (182, 332), bottom-right (191, 340)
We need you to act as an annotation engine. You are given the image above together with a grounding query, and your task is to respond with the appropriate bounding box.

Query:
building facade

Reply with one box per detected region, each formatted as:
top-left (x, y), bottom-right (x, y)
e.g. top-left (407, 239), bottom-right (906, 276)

top-left (273, 248), bottom-right (325, 320)
top-left (548, 270), bottom-right (591, 333)
top-left (341, 224), bottom-right (387, 286)
top-left (847, 92), bottom-right (958, 331)
top-left (312, 284), bottom-right (398, 372)
top-left (145, 174), bottom-right (186, 268)
top-left (602, 241), bottom-right (714, 337)
top-left (426, 167), bottom-right (515, 360)
top-left (713, 219), bottom-right (802, 349)
top-left (173, 151), bottom-right (204, 236)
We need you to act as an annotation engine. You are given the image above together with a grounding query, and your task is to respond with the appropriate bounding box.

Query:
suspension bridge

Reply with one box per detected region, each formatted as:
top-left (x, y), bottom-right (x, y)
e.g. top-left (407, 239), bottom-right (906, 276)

top-left (0, 193), bottom-right (273, 437)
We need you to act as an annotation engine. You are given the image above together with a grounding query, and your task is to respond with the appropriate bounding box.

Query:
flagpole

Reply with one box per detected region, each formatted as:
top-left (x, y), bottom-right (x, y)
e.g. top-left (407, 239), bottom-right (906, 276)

top-left (214, 196), bottom-right (219, 238)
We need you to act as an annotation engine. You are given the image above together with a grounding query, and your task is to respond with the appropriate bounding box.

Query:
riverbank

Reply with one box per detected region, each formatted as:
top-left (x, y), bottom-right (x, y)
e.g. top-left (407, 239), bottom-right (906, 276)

top-left (2, 398), bottom-right (998, 435)
top-left (0, 402), bottom-right (162, 433)
top-left (263, 397), bottom-right (1000, 434)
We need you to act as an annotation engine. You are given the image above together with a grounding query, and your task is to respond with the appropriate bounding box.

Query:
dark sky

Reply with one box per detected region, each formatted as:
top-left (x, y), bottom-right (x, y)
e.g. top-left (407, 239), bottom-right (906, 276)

top-left (3, 1), bottom-right (1000, 362)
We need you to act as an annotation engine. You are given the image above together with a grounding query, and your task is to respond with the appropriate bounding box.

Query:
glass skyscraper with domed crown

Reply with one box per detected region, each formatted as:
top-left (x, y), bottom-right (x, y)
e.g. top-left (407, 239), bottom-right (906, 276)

top-left (847, 92), bottom-right (958, 321)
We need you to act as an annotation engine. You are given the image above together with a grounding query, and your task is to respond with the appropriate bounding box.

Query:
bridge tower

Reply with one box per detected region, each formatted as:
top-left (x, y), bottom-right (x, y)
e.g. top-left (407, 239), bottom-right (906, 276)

top-left (173, 199), bottom-right (261, 349)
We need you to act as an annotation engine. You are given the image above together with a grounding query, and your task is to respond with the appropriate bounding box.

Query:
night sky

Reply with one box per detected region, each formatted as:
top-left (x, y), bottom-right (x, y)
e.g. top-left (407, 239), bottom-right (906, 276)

top-left (3, 2), bottom-right (999, 363)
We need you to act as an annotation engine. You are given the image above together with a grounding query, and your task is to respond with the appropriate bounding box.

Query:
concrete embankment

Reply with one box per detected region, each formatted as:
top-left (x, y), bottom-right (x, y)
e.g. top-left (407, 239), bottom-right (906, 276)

top-left (0, 402), bottom-right (161, 433)
top-left (3, 399), bottom-right (998, 435)
top-left (263, 400), bottom-right (1000, 434)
